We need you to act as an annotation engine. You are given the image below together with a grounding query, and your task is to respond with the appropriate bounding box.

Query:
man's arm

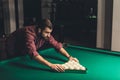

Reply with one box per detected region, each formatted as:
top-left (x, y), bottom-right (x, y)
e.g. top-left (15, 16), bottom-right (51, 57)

top-left (48, 36), bottom-right (79, 62)
top-left (34, 55), bottom-right (65, 72)
top-left (59, 47), bottom-right (71, 59)
top-left (33, 55), bottom-right (52, 67)
top-left (59, 47), bottom-right (79, 62)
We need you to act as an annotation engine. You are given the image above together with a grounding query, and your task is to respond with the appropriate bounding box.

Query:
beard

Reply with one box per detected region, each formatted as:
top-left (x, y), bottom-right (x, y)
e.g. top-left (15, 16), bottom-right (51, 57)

top-left (44, 36), bottom-right (50, 40)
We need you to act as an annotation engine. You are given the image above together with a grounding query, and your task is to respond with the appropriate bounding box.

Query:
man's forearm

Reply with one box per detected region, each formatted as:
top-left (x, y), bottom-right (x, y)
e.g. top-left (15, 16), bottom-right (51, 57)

top-left (34, 55), bottom-right (52, 67)
top-left (59, 48), bottom-right (71, 59)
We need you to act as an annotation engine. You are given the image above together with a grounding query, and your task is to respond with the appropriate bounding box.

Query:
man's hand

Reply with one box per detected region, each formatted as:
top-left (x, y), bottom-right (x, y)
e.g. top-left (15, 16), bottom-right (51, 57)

top-left (50, 64), bottom-right (65, 72)
top-left (69, 56), bottom-right (79, 62)
top-left (59, 48), bottom-right (79, 63)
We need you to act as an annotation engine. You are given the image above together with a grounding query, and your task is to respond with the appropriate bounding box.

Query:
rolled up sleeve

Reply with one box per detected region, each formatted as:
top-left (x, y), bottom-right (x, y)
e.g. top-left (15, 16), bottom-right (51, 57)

top-left (48, 36), bottom-right (63, 51)
top-left (25, 28), bottom-right (39, 58)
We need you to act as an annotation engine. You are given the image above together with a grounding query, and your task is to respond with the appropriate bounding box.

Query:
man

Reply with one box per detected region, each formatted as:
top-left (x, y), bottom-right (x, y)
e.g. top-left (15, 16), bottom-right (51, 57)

top-left (6, 19), bottom-right (78, 72)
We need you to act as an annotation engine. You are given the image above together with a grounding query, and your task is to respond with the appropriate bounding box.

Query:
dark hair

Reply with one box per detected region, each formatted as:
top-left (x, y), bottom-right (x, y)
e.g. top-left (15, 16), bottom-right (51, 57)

top-left (37, 18), bottom-right (53, 30)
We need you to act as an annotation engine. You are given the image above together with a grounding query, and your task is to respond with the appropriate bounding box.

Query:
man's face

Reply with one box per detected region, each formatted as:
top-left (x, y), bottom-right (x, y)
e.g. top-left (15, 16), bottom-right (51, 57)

top-left (41, 27), bottom-right (52, 40)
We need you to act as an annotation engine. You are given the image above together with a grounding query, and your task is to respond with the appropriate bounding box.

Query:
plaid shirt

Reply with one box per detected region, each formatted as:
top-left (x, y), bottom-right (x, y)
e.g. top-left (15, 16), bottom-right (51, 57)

top-left (6, 26), bottom-right (62, 58)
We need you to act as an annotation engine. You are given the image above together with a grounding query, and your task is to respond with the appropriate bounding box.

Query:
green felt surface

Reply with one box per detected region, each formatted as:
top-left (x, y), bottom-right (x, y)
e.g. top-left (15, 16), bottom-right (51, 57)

top-left (0, 45), bottom-right (120, 80)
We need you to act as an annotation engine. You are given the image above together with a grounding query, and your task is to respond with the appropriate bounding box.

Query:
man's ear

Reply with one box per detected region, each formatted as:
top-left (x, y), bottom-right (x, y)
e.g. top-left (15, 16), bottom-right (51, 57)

top-left (38, 28), bottom-right (41, 33)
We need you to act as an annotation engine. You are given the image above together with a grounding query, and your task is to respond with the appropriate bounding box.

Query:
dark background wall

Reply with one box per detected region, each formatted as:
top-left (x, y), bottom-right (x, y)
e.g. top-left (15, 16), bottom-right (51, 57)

top-left (0, 0), bottom-right (98, 48)
top-left (23, 0), bottom-right (42, 26)
top-left (51, 0), bottom-right (98, 47)
top-left (0, 0), bottom-right (4, 37)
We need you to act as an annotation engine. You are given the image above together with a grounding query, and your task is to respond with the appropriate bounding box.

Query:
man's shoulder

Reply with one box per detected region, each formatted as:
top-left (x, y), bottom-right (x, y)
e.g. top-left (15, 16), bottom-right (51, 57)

top-left (24, 25), bottom-right (36, 30)
top-left (24, 25), bottom-right (37, 33)
top-left (24, 25), bottom-right (37, 37)
top-left (48, 35), bottom-right (56, 41)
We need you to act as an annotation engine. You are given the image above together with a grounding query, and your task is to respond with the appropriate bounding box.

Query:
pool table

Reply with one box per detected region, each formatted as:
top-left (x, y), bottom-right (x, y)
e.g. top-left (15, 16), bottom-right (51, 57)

top-left (0, 44), bottom-right (120, 80)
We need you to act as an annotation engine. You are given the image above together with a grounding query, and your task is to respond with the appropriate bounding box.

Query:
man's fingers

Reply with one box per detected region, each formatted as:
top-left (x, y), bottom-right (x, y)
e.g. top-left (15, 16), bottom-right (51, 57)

top-left (51, 64), bottom-right (65, 72)
top-left (56, 64), bottom-right (65, 72)
top-left (69, 57), bottom-right (79, 62)
top-left (73, 58), bottom-right (79, 62)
